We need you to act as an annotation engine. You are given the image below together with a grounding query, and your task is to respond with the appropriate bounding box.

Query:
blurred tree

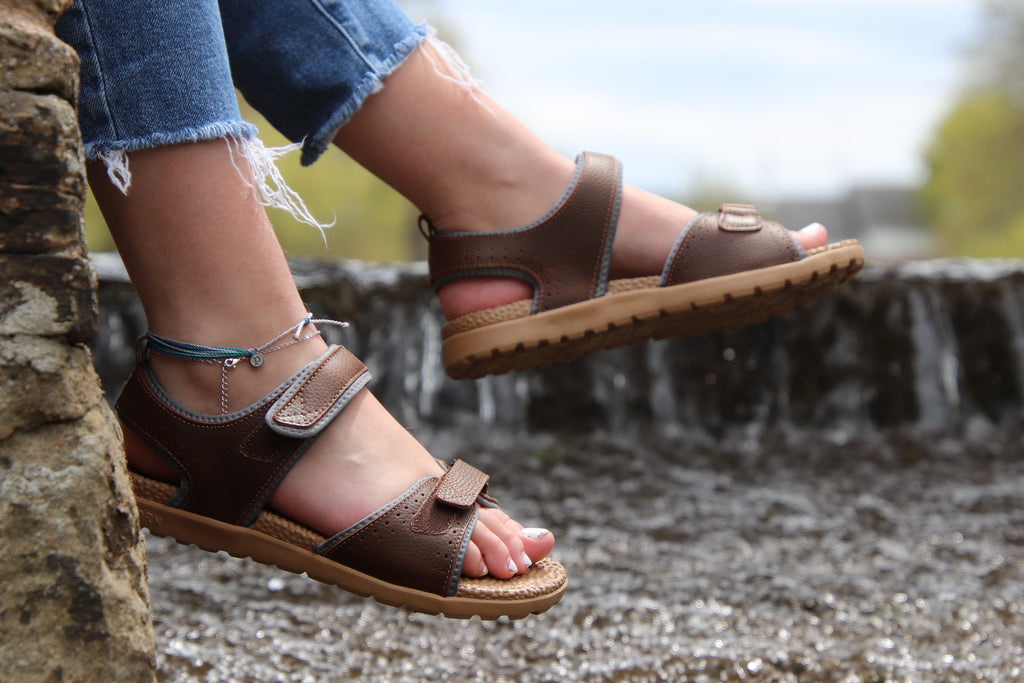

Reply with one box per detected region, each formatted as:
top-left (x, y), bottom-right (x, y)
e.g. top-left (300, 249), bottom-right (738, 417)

top-left (974, 0), bottom-right (1024, 107)
top-left (235, 102), bottom-right (421, 263)
top-left (83, 102), bottom-right (420, 262)
top-left (919, 0), bottom-right (1024, 257)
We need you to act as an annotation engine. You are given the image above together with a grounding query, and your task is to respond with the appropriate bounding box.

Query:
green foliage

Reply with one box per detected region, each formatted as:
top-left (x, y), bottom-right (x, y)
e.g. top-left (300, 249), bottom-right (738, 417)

top-left (82, 100), bottom-right (421, 263)
top-left (918, 1), bottom-right (1024, 257)
top-left (919, 91), bottom-right (1024, 257)
top-left (82, 186), bottom-right (115, 252)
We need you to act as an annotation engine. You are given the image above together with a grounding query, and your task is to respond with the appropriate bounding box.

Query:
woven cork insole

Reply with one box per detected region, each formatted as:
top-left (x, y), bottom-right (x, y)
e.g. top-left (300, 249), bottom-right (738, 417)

top-left (442, 240), bottom-right (861, 337)
top-left (131, 472), bottom-right (567, 614)
top-left (438, 240), bottom-right (864, 379)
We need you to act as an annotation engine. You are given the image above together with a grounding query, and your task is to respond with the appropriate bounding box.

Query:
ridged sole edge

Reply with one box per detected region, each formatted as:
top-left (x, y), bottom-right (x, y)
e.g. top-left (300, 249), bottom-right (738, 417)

top-left (135, 486), bottom-right (567, 620)
top-left (443, 243), bottom-right (865, 379)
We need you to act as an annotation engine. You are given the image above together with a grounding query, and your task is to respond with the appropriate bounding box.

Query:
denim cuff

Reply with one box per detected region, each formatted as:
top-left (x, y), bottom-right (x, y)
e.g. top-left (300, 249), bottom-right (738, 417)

top-left (299, 23), bottom-right (430, 166)
top-left (81, 121), bottom-right (258, 161)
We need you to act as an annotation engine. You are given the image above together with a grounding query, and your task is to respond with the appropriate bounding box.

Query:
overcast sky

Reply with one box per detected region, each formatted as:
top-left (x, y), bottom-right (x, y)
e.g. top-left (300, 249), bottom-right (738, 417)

top-left (410, 0), bottom-right (983, 201)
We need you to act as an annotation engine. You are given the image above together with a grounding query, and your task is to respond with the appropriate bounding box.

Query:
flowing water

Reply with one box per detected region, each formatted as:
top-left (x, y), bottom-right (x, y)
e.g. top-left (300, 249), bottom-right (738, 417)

top-left (90, 256), bottom-right (1024, 681)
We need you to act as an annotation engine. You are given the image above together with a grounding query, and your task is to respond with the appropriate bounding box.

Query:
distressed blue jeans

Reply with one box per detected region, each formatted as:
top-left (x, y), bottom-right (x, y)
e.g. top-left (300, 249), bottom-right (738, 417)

top-left (55, 0), bottom-right (428, 167)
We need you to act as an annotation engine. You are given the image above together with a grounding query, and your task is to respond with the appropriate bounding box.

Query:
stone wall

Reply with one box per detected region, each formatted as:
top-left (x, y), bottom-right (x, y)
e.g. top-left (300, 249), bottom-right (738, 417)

top-left (0, 1), bottom-right (156, 680)
top-left (91, 256), bottom-right (1024, 445)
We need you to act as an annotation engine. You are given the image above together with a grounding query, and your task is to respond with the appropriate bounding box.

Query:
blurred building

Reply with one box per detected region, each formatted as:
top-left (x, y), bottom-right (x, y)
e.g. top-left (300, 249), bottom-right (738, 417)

top-left (768, 186), bottom-right (935, 262)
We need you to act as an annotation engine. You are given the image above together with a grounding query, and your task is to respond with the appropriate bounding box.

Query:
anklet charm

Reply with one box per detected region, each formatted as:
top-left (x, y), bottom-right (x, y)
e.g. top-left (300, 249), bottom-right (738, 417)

top-left (143, 314), bottom-right (349, 413)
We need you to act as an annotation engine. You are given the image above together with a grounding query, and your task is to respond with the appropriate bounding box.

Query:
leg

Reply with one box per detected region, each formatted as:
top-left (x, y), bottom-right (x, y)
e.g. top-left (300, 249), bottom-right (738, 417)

top-left (215, 0), bottom-right (827, 323)
top-left (91, 139), bottom-right (552, 581)
top-left (58, 0), bottom-right (555, 597)
top-left (332, 43), bottom-right (830, 320)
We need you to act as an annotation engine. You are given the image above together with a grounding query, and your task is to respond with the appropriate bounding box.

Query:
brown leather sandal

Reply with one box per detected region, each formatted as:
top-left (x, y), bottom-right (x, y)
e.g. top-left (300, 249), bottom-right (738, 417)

top-left (424, 151), bottom-right (865, 379)
top-left (117, 344), bottom-right (567, 619)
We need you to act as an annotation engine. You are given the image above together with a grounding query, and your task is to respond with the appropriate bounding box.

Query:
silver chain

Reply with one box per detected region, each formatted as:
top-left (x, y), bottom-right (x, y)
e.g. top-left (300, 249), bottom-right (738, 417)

top-left (150, 314), bottom-right (350, 414)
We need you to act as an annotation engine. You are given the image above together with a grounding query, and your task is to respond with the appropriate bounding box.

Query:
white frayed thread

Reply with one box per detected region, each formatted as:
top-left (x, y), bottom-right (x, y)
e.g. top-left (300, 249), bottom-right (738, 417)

top-left (100, 150), bottom-right (132, 194)
top-left (421, 30), bottom-right (496, 117)
top-left (227, 136), bottom-right (334, 242)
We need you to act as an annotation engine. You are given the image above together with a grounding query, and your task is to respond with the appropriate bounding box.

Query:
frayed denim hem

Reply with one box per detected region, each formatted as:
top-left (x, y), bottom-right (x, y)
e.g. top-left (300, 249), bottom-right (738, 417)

top-left (84, 121), bottom-right (259, 193)
top-left (299, 23), bottom-right (430, 166)
top-left (83, 123), bottom-right (330, 235)
top-left (229, 137), bottom-right (334, 237)
top-left (82, 120), bottom-right (259, 161)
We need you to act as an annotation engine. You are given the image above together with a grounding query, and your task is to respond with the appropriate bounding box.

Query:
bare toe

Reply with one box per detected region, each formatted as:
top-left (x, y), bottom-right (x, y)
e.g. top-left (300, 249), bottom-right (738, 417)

top-left (793, 222), bottom-right (828, 251)
top-left (469, 521), bottom-right (518, 579)
top-left (518, 525), bottom-right (555, 563)
top-left (463, 508), bottom-right (556, 579)
top-left (462, 543), bottom-right (488, 578)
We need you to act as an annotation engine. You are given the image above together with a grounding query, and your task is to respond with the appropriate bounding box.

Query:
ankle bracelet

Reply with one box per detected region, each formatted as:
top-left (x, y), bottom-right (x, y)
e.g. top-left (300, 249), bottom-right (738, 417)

top-left (144, 314), bottom-right (349, 414)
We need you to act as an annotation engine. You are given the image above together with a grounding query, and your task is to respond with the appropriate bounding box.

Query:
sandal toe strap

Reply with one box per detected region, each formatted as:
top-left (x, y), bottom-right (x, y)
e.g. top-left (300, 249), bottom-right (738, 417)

top-left (434, 458), bottom-right (490, 508)
top-left (316, 460), bottom-right (491, 597)
top-left (660, 203), bottom-right (802, 286)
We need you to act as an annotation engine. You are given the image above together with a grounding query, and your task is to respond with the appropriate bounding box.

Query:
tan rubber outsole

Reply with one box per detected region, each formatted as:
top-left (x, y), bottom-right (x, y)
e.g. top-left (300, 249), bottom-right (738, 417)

top-left (442, 241), bottom-right (865, 379)
top-left (133, 474), bottom-right (567, 620)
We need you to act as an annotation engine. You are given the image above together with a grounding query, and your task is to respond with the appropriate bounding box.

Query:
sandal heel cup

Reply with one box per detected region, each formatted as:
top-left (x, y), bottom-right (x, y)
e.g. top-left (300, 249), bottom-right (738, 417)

top-left (425, 152), bottom-right (865, 379)
top-left (119, 345), bottom-right (567, 619)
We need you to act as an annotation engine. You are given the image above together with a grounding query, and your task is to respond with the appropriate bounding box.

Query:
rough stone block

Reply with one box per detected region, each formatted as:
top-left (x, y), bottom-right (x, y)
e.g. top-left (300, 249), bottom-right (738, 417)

top-left (0, 253), bottom-right (97, 342)
top-left (0, 403), bottom-right (155, 682)
top-left (0, 3), bottom-right (79, 100)
top-left (0, 335), bottom-right (105, 438)
top-left (1, 2), bottom-right (156, 679)
top-left (0, 91), bottom-right (85, 253)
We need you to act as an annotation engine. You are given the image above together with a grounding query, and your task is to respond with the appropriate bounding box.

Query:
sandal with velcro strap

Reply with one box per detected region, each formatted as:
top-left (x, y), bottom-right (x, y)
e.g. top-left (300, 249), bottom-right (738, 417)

top-left (424, 151), bottom-right (865, 379)
top-left (117, 343), bottom-right (567, 619)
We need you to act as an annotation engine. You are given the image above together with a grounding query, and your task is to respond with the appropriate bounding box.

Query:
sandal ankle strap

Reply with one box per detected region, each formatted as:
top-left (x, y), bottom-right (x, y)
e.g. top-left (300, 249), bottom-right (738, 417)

top-left (266, 345), bottom-right (370, 438)
top-left (425, 151), bottom-right (623, 313)
top-left (117, 345), bottom-right (369, 526)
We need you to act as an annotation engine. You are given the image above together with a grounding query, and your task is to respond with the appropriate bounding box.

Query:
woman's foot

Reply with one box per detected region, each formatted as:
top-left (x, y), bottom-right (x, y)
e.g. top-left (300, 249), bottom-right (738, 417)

top-left (431, 174), bottom-right (832, 321)
top-left (334, 44), bottom-right (831, 323)
top-left (127, 321), bottom-right (552, 582)
top-left (89, 137), bottom-right (554, 583)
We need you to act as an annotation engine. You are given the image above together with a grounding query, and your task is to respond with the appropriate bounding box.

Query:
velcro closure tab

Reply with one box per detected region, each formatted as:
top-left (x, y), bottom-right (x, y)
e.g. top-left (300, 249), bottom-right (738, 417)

top-left (434, 459), bottom-right (489, 509)
top-left (718, 203), bottom-right (762, 232)
top-left (266, 345), bottom-right (371, 438)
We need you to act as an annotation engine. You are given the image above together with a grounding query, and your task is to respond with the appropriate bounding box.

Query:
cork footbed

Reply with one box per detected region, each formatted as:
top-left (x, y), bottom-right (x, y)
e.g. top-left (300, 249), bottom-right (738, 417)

top-left (131, 472), bottom-right (567, 620)
top-left (441, 240), bottom-right (864, 379)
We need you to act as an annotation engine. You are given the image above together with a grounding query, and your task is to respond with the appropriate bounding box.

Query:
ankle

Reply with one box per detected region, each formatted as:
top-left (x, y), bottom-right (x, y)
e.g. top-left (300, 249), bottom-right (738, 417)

top-left (427, 151), bottom-right (575, 233)
top-left (149, 339), bottom-right (329, 415)
top-left (145, 318), bottom-right (335, 415)
top-left (427, 153), bottom-right (577, 320)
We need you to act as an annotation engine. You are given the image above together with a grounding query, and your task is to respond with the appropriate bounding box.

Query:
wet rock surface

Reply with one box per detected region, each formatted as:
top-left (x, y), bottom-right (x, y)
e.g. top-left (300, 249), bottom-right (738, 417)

top-left (146, 428), bottom-right (1024, 682)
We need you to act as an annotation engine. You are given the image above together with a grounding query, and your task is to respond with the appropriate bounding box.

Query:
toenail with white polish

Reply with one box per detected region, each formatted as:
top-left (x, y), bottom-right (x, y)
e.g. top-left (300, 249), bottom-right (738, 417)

top-left (479, 560), bottom-right (488, 576)
top-left (521, 552), bottom-right (533, 568)
top-left (507, 558), bottom-right (518, 573)
top-left (800, 222), bottom-right (825, 232)
top-left (520, 527), bottom-right (550, 540)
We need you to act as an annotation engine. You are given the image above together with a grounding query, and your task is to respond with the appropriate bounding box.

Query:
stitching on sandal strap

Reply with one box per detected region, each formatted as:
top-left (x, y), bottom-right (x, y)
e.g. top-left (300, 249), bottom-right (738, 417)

top-left (426, 151), bottom-right (622, 314)
top-left (265, 345), bottom-right (371, 438)
top-left (317, 477), bottom-right (477, 596)
top-left (717, 203), bottom-right (763, 232)
top-left (660, 204), bottom-right (801, 287)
